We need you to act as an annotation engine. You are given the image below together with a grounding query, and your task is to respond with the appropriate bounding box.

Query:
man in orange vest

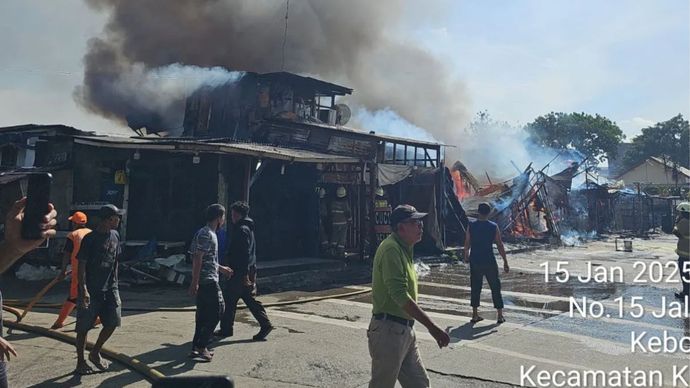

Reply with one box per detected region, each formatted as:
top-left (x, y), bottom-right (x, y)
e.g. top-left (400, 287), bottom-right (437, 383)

top-left (51, 212), bottom-right (92, 329)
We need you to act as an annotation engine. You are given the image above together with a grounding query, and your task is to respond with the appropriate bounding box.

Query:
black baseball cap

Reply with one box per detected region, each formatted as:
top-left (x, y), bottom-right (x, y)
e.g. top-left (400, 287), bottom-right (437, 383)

top-left (98, 204), bottom-right (125, 218)
top-left (390, 204), bottom-right (427, 227)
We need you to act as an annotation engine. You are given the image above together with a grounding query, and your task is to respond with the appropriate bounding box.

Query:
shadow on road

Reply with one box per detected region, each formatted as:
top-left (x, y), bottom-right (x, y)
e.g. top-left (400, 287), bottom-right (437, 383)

top-left (447, 322), bottom-right (499, 343)
top-left (28, 371), bottom-right (83, 388)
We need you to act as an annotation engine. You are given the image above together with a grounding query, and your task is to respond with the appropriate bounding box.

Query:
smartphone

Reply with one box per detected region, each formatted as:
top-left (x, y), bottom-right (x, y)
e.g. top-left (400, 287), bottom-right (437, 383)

top-left (21, 173), bottom-right (52, 240)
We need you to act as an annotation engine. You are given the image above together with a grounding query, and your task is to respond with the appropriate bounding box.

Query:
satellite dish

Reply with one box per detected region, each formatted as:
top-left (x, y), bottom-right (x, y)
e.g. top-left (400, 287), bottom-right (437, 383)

top-left (335, 104), bottom-right (351, 125)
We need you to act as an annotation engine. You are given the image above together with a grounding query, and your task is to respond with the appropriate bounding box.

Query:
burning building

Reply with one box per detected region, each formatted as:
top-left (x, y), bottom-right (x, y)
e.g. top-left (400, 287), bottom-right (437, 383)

top-left (1, 72), bottom-right (450, 266)
top-left (181, 71), bottom-right (447, 258)
top-left (448, 162), bottom-right (578, 243)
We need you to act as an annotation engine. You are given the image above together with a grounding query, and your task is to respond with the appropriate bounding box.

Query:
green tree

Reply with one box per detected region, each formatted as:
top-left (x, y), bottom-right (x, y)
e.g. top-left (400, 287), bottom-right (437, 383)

top-left (624, 114), bottom-right (690, 168)
top-left (466, 110), bottom-right (517, 134)
top-left (524, 112), bottom-right (624, 162)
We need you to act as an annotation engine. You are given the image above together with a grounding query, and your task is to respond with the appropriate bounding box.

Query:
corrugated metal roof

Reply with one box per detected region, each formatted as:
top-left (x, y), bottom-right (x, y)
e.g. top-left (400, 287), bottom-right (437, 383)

top-left (258, 72), bottom-right (353, 96)
top-left (72, 135), bottom-right (361, 164)
top-left (265, 119), bottom-right (444, 148)
top-left (0, 124), bottom-right (90, 135)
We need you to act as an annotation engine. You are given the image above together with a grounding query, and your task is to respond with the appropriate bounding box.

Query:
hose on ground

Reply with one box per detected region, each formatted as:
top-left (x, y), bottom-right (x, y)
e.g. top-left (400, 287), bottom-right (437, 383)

top-left (2, 286), bottom-right (372, 383)
top-left (1, 312), bottom-right (164, 383)
top-left (4, 287), bottom-right (372, 312)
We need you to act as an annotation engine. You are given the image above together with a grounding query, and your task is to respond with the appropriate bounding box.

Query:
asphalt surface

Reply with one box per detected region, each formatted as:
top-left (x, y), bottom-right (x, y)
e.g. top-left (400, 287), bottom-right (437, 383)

top-left (2, 233), bottom-right (684, 387)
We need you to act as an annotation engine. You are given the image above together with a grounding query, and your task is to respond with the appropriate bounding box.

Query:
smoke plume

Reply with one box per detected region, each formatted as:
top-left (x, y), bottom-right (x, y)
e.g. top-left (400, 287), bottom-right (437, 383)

top-left (77, 0), bottom-right (470, 140)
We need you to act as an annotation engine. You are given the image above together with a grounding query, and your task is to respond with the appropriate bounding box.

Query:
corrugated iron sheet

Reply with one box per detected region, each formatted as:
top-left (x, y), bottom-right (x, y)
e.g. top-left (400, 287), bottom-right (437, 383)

top-left (72, 135), bottom-right (360, 164)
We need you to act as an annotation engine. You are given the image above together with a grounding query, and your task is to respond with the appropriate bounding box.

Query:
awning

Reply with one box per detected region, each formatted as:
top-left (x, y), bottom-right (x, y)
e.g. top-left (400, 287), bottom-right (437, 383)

top-left (72, 136), bottom-right (362, 164)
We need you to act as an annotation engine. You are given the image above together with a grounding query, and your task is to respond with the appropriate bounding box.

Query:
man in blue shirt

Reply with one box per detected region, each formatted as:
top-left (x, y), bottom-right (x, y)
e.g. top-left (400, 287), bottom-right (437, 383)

top-left (463, 203), bottom-right (510, 324)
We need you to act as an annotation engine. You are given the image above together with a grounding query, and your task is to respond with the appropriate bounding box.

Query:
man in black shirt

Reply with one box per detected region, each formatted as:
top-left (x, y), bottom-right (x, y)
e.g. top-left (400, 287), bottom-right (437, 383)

top-left (74, 204), bottom-right (124, 375)
top-left (217, 201), bottom-right (273, 341)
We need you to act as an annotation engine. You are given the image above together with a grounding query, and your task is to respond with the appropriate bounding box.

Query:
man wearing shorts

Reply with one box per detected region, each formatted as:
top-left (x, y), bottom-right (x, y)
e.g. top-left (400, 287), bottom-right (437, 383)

top-left (75, 204), bottom-right (124, 375)
top-left (51, 211), bottom-right (92, 329)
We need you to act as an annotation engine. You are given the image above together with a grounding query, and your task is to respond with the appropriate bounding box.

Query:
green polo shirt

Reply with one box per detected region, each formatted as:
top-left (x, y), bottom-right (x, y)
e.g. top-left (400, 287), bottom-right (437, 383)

top-left (371, 233), bottom-right (418, 320)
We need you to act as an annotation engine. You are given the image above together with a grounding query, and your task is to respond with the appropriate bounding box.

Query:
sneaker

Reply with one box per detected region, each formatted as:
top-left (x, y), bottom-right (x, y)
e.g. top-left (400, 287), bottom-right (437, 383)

top-left (252, 325), bottom-right (274, 341)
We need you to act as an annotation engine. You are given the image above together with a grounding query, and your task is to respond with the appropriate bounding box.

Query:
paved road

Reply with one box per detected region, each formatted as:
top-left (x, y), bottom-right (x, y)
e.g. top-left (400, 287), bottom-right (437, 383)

top-left (3, 234), bottom-right (683, 387)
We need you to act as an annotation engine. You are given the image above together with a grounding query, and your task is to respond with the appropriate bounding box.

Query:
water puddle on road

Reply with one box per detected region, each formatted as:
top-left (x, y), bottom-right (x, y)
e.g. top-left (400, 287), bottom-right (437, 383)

top-left (350, 263), bottom-right (690, 342)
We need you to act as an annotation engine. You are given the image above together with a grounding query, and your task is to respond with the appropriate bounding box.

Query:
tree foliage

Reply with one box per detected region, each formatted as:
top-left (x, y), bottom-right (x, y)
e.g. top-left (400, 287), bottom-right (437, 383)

top-left (623, 114), bottom-right (690, 169)
top-left (466, 110), bottom-right (517, 134)
top-left (524, 112), bottom-right (624, 162)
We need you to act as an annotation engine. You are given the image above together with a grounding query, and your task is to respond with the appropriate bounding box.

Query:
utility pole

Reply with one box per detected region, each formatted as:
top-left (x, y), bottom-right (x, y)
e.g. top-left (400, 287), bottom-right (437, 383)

top-left (281, 0), bottom-right (290, 71)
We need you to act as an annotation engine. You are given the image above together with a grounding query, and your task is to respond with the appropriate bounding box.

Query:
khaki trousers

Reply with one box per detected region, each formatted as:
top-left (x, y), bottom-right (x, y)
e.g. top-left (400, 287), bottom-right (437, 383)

top-left (367, 318), bottom-right (430, 388)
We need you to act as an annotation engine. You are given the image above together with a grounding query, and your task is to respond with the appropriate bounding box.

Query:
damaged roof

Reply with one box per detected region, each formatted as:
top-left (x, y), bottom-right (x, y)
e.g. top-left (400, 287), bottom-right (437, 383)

top-left (72, 135), bottom-right (362, 164)
top-left (266, 119), bottom-right (444, 148)
top-left (257, 72), bottom-right (353, 96)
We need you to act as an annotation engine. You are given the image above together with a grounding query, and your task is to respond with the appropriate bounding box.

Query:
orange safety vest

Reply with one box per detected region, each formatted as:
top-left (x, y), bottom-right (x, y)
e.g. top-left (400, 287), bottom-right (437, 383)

top-left (68, 228), bottom-right (92, 277)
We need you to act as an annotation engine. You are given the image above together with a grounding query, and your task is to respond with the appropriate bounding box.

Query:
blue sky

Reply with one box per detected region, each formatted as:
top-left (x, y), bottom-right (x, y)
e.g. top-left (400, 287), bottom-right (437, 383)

top-left (403, 0), bottom-right (689, 139)
top-left (0, 0), bottom-right (688, 139)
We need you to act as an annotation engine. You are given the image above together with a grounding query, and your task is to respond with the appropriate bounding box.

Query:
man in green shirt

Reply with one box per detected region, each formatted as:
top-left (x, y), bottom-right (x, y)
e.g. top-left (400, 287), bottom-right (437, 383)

top-left (369, 205), bottom-right (450, 388)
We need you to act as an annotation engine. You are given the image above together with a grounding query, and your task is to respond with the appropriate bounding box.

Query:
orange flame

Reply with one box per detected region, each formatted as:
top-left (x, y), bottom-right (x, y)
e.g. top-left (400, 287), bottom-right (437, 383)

top-left (451, 170), bottom-right (470, 200)
top-left (510, 202), bottom-right (544, 239)
top-left (512, 212), bottom-right (537, 238)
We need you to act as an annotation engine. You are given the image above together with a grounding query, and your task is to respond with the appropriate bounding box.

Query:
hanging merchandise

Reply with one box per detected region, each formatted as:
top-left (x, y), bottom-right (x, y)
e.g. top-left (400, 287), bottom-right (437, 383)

top-left (114, 170), bottom-right (127, 185)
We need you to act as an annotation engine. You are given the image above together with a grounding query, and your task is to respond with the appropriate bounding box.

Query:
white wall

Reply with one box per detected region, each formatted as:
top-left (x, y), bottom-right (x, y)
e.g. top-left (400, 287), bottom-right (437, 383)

top-left (619, 159), bottom-right (690, 185)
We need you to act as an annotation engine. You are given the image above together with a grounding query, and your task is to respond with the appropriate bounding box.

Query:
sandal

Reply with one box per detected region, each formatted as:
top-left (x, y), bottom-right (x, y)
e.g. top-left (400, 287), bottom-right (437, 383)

top-left (470, 316), bottom-right (484, 324)
top-left (89, 353), bottom-right (110, 371)
top-left (198, 348), bottom-right (213, 362)
top-left (74, 363), bottom-right (95, 375)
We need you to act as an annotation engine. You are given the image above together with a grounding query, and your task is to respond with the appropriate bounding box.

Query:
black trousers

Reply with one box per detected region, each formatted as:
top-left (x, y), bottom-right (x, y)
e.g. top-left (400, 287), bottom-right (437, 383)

top-left (0, 362), bottom-right (6, 388)
top-left (220, 278), bottom-right (271, 334)
top-left (679, 256), bottom-right (690, 296)
top-left (470, 261), bottom-right (504, 309)
top-left (0, 291), bottom-right (6, 388)
top-left (193, 282), bottom-right (224, 349)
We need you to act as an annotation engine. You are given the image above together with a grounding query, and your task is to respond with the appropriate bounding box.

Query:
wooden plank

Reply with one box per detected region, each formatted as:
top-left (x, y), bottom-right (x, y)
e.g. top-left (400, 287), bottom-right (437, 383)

top-left (327, 136), bottom-right (374, 157)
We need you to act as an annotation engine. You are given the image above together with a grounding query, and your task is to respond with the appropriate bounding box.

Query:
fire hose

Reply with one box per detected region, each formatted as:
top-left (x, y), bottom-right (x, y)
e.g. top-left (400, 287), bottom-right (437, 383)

top-left (2, 279), bottom-right (372, 383)
top-left (5, 283), bottom-right (516, 386)
top-left (17, 271), bottom-right (69, 321)
top-left (2, 304), bottom-right (165, 382)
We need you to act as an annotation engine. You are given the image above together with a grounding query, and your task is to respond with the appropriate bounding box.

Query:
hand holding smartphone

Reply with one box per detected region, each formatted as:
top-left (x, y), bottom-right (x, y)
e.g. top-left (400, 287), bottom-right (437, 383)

top-left (0, 173), bottom-right (57, 270)
top-left (21, 173), bottom-right (53, 244)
